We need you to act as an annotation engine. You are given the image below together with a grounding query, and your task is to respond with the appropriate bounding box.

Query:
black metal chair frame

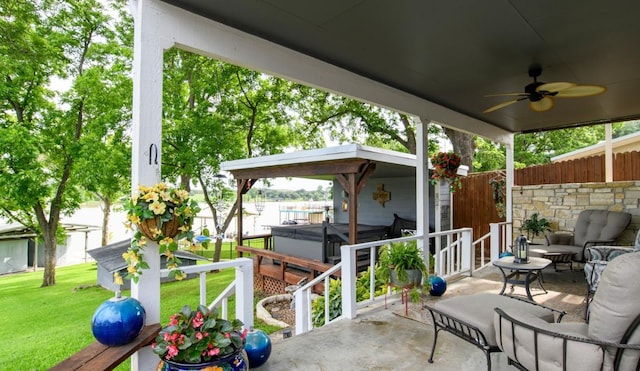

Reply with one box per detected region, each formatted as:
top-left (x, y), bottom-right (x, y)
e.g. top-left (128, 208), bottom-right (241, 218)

top-left (425, 297), bottom-right (565, 371)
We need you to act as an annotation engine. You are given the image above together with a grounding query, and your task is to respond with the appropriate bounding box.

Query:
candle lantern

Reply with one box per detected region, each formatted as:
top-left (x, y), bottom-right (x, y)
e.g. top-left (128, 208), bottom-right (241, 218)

top-left (514, 234), bottom-right (529, 264)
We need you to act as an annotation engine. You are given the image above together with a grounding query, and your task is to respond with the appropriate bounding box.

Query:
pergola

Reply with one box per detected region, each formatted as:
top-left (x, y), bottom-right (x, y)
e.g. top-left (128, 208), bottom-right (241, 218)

top-left (128, 0), bottom-right (640, 367)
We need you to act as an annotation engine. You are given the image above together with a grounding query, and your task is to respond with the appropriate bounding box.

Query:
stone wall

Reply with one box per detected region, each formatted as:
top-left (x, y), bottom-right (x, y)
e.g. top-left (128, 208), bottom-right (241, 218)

top-left (512, 181), bottom-right (640, 245)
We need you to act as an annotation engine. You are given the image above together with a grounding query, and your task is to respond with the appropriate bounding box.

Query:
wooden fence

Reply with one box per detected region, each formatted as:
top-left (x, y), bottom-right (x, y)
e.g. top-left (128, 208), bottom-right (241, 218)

top-left (453, 150), bottom-right (640, 244)
top-left (515, 150), bottom-right (639, 185)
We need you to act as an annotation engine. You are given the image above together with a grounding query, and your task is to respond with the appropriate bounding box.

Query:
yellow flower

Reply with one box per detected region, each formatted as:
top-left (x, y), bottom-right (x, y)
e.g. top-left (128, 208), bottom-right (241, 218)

top-left (175, 189), bottom-right (189, 201)
top-left (129, 214), bottom-right (141, 225)
top-left (113, 272), bottom-right (123, 286)
top-left (142, 191), bottom-right (159, 202)
top-left (159, 190), bottom-right (171, 202)
top-left (174, 270), bottom-right (186, 281)
top-left (127, 265), bottom-right (137, 274)
top-left (149, 200), bottom-right (166, 215)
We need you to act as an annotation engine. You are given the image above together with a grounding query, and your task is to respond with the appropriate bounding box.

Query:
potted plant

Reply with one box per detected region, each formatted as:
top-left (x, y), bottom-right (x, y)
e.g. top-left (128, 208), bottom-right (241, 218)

top-left (153, 305), bottom-right (248, 370)
top-left (377, 240), bottom-right (429, 293)
top-left (521, 212), bottom-right (551, 243)
top-left (430, 151), bottom-right (462, 192)
top-left (116, 183), bottom-right (201, 285)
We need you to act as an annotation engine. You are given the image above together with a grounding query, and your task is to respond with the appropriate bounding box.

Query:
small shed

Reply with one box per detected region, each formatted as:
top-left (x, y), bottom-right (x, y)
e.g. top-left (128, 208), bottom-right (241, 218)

top-left (87, 239), bottom-right (209, 291)
top-left (0, 224), bottom-right (36, 275)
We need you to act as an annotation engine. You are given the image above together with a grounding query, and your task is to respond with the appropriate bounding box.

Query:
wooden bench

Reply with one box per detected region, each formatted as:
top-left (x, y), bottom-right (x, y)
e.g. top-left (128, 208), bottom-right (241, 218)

top-left (49, 323), bottom-right (161, 371)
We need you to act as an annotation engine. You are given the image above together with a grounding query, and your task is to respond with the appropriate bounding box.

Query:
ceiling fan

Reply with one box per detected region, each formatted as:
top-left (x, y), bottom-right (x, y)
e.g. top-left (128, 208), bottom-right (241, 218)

top-left (483, 64), bottom-right (606, 113)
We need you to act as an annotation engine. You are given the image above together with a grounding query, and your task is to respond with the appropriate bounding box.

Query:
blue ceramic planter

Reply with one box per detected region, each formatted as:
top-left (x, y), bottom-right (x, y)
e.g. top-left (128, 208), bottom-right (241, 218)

top-left (429, 275), bottom-right (447, 296)
top-left (244, 329), bottom-right (272, 367)
top-left (158, 350), bottom-right (248, 371)
top-left (91, 292), bottom-right (145, 346)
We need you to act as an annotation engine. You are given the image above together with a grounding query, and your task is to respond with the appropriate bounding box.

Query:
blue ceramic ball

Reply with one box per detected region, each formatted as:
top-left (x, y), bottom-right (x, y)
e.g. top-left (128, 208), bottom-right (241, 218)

top-left (429, 275), bottom-right (447, 296)
top-left (91, 293), bottom-right (146, 346)
top-left (244, 329), bottom-right (271, 368)
top-left (499, 251), bottom-right (514, 258)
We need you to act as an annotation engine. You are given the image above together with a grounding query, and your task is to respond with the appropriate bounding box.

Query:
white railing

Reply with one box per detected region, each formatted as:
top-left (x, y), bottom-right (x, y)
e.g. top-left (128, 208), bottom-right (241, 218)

top-left (472, 222), bottom-right (512, 272)
top-left (294, 229), bottom-right (474, 335)
top-left (431, 228), bottom-right (474, 277)
top-left (160, 258), bottom-right (254, 329)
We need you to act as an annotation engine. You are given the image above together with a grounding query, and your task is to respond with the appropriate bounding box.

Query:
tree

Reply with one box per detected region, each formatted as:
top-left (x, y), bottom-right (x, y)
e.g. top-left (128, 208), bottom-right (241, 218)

top-left (161, 50), bottom-right (298, 261)
top-left (0, 0), bottom-right (129, 286)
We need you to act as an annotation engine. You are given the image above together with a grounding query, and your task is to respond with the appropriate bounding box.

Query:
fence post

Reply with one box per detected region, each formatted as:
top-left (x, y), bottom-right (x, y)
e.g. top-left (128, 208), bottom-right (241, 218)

top-left (341, 244), bottom-right (357, 319)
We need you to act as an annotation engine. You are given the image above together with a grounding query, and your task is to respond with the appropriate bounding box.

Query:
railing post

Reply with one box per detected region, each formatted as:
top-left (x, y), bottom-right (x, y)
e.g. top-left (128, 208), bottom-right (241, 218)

top-left (341, 244), bottom-right (357, 319)
top-left (294, 290), bottom-right (309, 335)
top-left (199, 272), bottom-right (207, 306)
top-left (490, 223), bottom-right (501, 262)
top-left (461, 228), bottom-right (472, 275)
top-left (235, 258), bottom-right (254, 329)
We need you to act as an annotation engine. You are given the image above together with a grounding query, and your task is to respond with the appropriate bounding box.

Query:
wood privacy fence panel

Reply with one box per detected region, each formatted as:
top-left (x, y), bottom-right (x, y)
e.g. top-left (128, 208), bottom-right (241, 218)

top-left (453, 150), bottom-right (639, 245)
top-left (453, 172), bottom-right (504, 245)
top-left (515, 151), bottom-right (639, 185)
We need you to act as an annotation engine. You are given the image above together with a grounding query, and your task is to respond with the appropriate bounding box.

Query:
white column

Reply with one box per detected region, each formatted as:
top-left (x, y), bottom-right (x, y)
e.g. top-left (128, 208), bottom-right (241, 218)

top-left (129, 0), bottom-right (170, 369)
top-left (605, 123), bottom-right (613, 182)
top-left (505, 134), bottom-right (515, 256)
top-left (415, 116), bottom-right (430, 272)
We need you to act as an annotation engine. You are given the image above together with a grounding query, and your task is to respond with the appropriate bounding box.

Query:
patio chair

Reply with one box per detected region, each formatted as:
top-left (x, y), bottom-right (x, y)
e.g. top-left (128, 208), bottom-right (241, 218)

top-left (530, 209), bottom-right (631, 264)
top-left (494, 251), bottom-right (640, 371)
top-left (425, 293), bottom-right (565, 370)
top-left (584, 230), bottom-right (640, 320)
top-left (584, 247), bottom-right (636, 321)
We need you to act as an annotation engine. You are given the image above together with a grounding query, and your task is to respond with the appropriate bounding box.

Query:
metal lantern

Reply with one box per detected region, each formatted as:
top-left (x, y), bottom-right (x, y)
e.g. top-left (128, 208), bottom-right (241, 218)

top-left (514, 234), bottom-right (529, 264)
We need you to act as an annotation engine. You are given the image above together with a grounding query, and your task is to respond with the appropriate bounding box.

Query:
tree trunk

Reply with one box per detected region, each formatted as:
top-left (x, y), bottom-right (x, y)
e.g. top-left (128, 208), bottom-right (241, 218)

top-left (443, 128), bottom-right (476, 171)
top-left (101, 197), bottom-right (111, 246)
top-left (41, 223), bottom-right (57, 287)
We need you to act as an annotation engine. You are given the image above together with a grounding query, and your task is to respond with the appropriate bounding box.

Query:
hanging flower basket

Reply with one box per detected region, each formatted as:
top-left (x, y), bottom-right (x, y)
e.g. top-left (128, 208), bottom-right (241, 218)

top-left (138, 216), bottom-right (181, 241)
top-left (117, 183), bottom-right (202, 284)
top-left (430, 151), bottom-right (463, 192)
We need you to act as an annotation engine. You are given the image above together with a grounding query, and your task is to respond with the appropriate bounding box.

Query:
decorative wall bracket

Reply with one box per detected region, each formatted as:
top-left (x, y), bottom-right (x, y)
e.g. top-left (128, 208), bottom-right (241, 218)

top-left (372, 184), bottom-right (390, 207)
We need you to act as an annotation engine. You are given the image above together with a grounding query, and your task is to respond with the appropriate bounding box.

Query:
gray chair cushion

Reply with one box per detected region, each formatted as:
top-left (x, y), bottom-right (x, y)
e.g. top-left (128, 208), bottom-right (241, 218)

top-left (494, 310), bottom-right (602, 371)
top-left (573, 210), bottom-right (631, 248)
top-left (588, 251), bottom-right (640, 369)
top-left (433, 293), bottom-right (555, 347)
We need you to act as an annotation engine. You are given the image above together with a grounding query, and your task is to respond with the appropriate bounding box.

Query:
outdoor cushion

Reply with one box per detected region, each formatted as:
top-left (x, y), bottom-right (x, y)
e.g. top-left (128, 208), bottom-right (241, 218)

top-left (588, 251), bottom-right (640, 369)
top-left (494, 309), bottom-right (602, 371)
top-left (533, 210), bottom-right (631, 262)
top-left (432, 293), bottom-right (555, 347)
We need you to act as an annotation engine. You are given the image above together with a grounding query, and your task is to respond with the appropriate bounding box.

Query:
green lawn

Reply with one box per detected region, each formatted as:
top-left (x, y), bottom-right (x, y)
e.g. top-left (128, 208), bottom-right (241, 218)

top-left (0, 262), bottom-right (279, 370)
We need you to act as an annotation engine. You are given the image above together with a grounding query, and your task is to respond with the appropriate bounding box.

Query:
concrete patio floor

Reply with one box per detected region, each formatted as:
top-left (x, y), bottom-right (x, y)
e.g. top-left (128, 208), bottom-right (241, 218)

top-left (256, 265), bottom-right (587, 370)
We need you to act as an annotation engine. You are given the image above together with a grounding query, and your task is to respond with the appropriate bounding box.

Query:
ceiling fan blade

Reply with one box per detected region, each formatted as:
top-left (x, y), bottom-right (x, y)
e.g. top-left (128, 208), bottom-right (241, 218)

top-left (483, 99), bottom-right (520, 113)
top-left (484, 92), bottom-right (528, 97)
top-left (554, 84), bottom-right (607, 98)
top-left (537, 82), bottom-right (575, 93)
top-left (529, 96), bottom-right (554, 112)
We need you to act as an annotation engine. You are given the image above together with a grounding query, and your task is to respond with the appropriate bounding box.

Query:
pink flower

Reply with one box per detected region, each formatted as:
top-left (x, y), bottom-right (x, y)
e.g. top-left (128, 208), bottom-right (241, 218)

top-left (241, 328), bottom-right (248, 339)
top-left (167, 345), bottom-right (179, 359)
top-left (192, 312), bottom-right (204, 328)
top-left (224, 332), bottom-right (231, 338)
top-left (195, 332), bottom-right (204, 340)
top-left (208, 347), bottom-right (220, 357)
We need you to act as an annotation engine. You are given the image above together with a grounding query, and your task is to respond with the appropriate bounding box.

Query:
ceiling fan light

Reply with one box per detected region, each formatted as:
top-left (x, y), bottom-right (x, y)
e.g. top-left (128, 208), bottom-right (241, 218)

top-left (555, 84), bottom-right (607, 97)
top-left (529, 96), bottom-right (554, 112)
